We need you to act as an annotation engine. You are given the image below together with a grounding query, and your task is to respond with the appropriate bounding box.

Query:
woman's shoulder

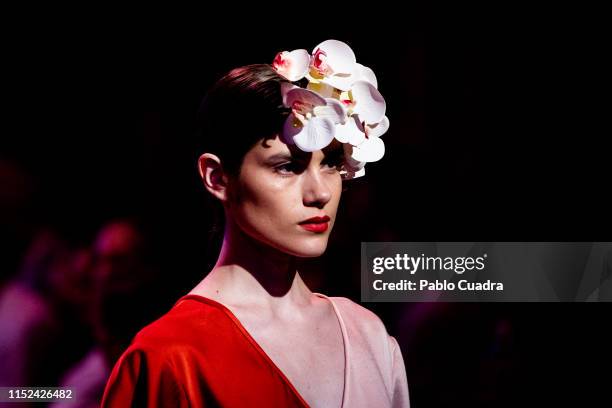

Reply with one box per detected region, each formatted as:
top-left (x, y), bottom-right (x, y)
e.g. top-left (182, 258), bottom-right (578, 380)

top-left (322, 294), bottom-right (401, 372)
top-left (127, 294), bottom-right (228, 353)
top-left (325, 294), bottom-right (384, 321)
top-left (322, 294), bottom-right (391, 341)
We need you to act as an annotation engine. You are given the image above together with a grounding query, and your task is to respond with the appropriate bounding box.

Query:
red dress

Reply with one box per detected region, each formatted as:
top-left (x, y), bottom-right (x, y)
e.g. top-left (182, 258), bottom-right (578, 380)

top-left (101, 294), bottom-right (309, 407)
top-left (102, 293), bottom-right (410, 407)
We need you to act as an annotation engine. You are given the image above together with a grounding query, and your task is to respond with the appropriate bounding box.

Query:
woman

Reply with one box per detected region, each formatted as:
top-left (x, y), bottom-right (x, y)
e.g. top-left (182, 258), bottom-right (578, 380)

top-left (102, 40), bottom-right (409, 407)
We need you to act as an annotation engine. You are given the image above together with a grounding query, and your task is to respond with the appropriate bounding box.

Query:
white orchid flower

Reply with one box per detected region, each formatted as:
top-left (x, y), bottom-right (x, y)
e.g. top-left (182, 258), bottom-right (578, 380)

top-left (271, 39), bottom-right (390, 177)
top-left (272, 49), bottom-right (310, 81)
top-left (306, 40), bottom-right (380, 92)
top-left (349, 116), bottom-right (389, 163)
top-left (337, 115), bottom-right (389, 163)
top-left (281, 86), bottom-right (347, 152)
top-left (334, 79), bottom-right (389, 163)
top-left (307, 40), bottom-right (357, 92)
top-left (350, 80), bottom-right (386, 124)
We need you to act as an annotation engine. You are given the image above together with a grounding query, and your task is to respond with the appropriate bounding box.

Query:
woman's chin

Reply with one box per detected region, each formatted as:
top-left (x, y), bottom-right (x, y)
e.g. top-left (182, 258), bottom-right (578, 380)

top-left (283, 238), bottom-right (330, 258)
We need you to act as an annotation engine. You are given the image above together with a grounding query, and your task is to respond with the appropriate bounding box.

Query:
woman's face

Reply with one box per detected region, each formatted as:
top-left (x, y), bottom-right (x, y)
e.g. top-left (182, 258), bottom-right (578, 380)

top-left (227, 136), bottom-right (343, 257)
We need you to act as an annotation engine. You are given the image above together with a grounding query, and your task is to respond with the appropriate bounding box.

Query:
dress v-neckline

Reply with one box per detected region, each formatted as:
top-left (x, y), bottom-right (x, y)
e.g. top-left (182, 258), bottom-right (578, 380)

top-left (177, 293), bottom-right (349, 408)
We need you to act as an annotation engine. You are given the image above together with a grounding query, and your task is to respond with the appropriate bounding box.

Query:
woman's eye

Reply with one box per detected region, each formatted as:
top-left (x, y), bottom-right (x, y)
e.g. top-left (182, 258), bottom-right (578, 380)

top-left (274, 163), bottom-right (296, 175)
top-left (322, 158), bottom-right (344, 171)
top-left (322, 163), bottom-right (337, 170)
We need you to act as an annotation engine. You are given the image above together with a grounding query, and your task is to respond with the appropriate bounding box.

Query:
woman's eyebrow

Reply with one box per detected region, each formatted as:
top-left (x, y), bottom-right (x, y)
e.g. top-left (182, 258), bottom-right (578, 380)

top-left (263, 153), bottom-right (293, 163)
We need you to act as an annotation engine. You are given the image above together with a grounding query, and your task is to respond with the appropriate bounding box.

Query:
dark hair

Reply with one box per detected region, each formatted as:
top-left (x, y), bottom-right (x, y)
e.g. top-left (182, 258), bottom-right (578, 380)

top-left (194, 64), bottom-right (292, 266)
top-left (195, 64), bottom-right (291, 176)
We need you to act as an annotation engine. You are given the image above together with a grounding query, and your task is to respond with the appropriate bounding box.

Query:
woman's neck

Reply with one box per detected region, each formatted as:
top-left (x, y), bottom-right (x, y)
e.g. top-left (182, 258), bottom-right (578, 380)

top-left (191, 219), bottom-right (314, 315)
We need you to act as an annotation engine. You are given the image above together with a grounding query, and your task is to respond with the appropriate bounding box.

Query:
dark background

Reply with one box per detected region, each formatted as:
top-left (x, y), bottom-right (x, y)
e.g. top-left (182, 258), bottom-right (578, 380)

top-left (2, 4), bottom-right (609, 406)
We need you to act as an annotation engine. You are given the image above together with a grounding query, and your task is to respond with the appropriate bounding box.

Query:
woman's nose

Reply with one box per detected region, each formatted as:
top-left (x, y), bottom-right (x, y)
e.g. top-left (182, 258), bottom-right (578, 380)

top-left (302, 170), bottom-right (332, 208)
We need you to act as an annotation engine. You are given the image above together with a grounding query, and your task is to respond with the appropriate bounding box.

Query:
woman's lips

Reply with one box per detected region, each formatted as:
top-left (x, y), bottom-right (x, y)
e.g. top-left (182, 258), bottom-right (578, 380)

top-left (299, 216), bottom-right (330, 233)
top-left (300, 223), bottom-right (329, 233)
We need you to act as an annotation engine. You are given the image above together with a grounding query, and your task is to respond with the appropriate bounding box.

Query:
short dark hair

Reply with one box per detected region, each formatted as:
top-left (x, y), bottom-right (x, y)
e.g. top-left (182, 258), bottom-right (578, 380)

top-left (195, 64), bottom-right (291, 176)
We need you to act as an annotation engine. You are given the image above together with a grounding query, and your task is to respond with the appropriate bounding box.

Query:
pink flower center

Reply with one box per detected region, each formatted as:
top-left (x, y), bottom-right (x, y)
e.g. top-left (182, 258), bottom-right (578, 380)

top-left (291, 100), bottom-right (313, 117)
top-left (272, 52), bottom-right (287, 69)
top-left (312, 48), bottom-right (332, 76)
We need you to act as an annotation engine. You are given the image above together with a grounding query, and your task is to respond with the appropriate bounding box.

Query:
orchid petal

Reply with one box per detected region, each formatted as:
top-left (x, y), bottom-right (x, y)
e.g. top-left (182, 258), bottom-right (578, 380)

top-left (321, 72), bottom-right (357, 92)
top-left (284, 87), bottom-right (326, 110)
top-left (366, 116), bottom-right (390, 138)
top-left (313, 98), bottom-right (346, 124)
top-left (355, 63), bottom-right (378, 88)
top-left (351, 136), bottom-right (385, 162)
top-left (353, 167), bottom-right (366, 178)
top-left (351, 80), bottom-right (386, 124)
top-left (292, 117), bottom-right (335, 152)
top-left (344, 146), bottom-right (366, 170)
top-left (280, 82), bottom-right (300, 107)
top-left (335, 115), bottom-right (366, 145)
top-left (281, 113), bottom-right (302, 145)
top-left (273, 49), bottom-right (310, 81)
top-left (341, 144), bottom-right (367, 179)
top-left (311, 40), bottom-right (356, 75)
top-left (287, 49), bottom-right (311, 81)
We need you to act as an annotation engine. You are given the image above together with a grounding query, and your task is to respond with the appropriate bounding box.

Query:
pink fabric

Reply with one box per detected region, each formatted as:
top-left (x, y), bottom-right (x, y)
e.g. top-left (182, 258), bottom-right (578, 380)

top-left (312, 293), bottom-right (410, 407)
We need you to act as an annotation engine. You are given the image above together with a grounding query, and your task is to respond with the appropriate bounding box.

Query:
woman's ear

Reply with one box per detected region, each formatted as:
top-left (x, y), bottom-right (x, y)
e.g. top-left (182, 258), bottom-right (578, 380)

top-left (198, 153), bottom-right (229, 202)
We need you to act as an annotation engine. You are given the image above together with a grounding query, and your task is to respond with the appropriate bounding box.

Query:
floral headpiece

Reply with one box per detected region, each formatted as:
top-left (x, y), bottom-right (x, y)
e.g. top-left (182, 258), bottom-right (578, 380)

top-left (272, 39), bottom-right (389, 179)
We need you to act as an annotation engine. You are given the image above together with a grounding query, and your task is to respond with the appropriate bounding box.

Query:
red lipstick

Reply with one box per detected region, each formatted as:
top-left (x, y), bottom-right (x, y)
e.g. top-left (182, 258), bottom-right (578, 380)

top-left (299, 216), bottom-right (330, 233)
